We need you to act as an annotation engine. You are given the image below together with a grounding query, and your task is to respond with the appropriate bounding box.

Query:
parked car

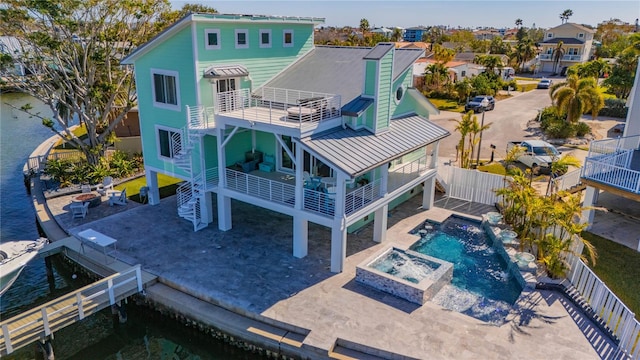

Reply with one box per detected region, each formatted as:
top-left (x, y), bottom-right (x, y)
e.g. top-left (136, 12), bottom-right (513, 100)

top-left (506, 140), bottom-right (561, 174)
top-left (464, 95), bottom-right (495, 113)
top-left (537, 78), bottom-right (552, 89)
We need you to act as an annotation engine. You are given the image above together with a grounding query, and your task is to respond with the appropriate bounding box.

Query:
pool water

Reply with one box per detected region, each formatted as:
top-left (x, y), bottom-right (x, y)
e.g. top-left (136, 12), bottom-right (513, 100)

top-left (410, 216), bottom-right (522, 324)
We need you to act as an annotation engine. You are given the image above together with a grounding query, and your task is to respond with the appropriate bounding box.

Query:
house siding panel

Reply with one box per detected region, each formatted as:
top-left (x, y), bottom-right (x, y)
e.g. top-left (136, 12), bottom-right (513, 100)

top-left (134, 26), bottom-right (196, 177)
top-left (364, 61), bottom-right (377, 97)
top-left (375, 50), bottom-right (393, 132)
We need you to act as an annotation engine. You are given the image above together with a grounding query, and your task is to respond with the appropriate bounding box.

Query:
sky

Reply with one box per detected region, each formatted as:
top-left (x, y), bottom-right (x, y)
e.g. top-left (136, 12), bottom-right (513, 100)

top-left (171, 0), bottom-right (640, 29)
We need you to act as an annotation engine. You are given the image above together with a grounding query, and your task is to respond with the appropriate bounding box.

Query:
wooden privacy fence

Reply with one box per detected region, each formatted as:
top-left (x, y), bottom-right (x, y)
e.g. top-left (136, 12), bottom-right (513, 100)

top-left (439, 166), bottom-right (505, 206)
top-left (567, 250), bottom-right (640, 359)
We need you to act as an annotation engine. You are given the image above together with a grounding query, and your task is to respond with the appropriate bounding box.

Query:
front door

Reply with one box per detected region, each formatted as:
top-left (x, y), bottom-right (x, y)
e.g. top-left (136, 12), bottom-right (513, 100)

top-left (216, 78), bottom-right (238, 112)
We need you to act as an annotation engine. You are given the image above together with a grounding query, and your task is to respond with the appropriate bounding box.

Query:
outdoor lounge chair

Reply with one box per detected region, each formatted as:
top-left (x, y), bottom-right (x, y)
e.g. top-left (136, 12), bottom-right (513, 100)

top-left (303, 171), bottom-right (321, 190)
top-left (70, 201), bottom-right (89, 219)
top-left (109, 188), bottom-right (127, 206)
top-left (96, 176), bottom-right (114, 196)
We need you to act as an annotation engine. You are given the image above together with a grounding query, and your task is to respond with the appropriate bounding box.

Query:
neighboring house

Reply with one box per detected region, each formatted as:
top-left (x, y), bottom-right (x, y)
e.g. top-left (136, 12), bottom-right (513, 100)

top-left (121, 13), bottom-right (448, 273)
top-left (403, 26), bottom-right (429, 42)
top-left (413, 59), bottom-right (469, 86)
top-left (582, 61), bottom-right (640, 248)
top-left (538, 23), bottom-right (596, 73)
top-left (0, 36), bottom-right (26, 76)
top-left (110, 108), bottom-right (142, 155)
top-left (371, 27), bottom-right (393, 38)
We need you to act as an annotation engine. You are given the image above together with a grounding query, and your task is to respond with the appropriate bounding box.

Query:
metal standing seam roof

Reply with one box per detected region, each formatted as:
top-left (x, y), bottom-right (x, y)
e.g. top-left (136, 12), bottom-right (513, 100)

top-left (341, 97), bottom-right (374, 117)
top-left (263, 46), bottom-right (424, 108)
top-left (363, 43), bottom-right (394, 60)
top-left (203, 64), bottom-right (250, 78)
top-left (299, 114), bottom-right (450, 177)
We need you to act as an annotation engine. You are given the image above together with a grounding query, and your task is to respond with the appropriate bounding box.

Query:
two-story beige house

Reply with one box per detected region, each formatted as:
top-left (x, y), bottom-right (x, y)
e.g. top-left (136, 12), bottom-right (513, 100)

top-left (538, 23), bottom-right (595, 73)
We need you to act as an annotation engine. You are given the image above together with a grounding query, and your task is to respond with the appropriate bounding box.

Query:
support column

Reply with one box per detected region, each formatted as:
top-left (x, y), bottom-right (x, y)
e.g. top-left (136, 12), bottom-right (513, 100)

top-left (217, 195), bottom-right (231, 231)
top-left (581, 186), bottom-right (599, 229)
top-left (422, 176), bottom-right (435, 209)
top-left (200, 191), bottom-right (214, 224)
top-left (373, 205), bottom-right (388, 243)
top-left (293, 216), bottom-right (308, 258)
top-left (330, 223), bottom-right (347, 273)
top-left (145, 169), bottom-right (160, 205)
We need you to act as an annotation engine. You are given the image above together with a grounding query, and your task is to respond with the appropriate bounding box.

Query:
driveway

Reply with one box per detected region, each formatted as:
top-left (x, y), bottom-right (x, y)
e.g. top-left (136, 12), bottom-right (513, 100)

top-left (429, 89), bottom-right (553, 161)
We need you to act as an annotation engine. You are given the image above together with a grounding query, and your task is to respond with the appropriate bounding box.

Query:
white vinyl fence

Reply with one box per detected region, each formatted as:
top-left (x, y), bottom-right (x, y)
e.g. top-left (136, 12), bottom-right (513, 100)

top-left (566, 246), bottom-right (640, 359)
top-left (439, 166), bottom-right (505, 205)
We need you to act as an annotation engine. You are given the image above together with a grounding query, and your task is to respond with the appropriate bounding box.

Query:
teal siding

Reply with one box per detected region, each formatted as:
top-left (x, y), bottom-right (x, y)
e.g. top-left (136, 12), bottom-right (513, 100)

top-left (225, 131), bottom-right (253, 165)
top-left (390, 69), bottom-right (414, 116)
top-left (195, 21), bottom-right (315, 103)
top-left (375, 50), bottom-right (393, 132)
top-left (364, 106), bottom-right (375, 129)
top-left (203, 135), bottom-right (218, 169)
top-left (364, 61), bottom-right (377, 96)
top-left (134, 26), bottom-right (196, 177)
top-left (255, 131), bottom-right (277, 157)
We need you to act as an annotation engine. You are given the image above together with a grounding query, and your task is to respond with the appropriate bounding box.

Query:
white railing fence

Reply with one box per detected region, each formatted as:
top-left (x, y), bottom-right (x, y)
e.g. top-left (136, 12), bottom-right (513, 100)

top-left (345, 179), bottom-right (382, 215)
top-left (440, 166), bottom-right (504, 205)
top-left (582, 159), bottom-right (640, 194)
top-left (589, 135), bottom-right (640, 155)
top-left (303, 188), bottom-right (335, 216)
top-left (549, 169), bottom-right (583, 195)
top-left (566, 252), bottom-right (640, 359)
top-left (26, 151), bottom-right (88, 175)
top-left (225, 169), bottom-right (295, 207)
top-left (186, 105), bottom-right (215, 130)
top-left (388, 156), bottom-right (429, 192)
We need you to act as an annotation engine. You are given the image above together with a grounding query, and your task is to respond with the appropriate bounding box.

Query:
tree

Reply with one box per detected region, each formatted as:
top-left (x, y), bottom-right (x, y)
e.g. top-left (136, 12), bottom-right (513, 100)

top-left (515, 19), bottom-right (523, 28)
top-left (474, 55), bottom-right (504, 79)
top-left (433, 44), bottom-right (455, 63)
top-left (391, 27), bottom-right (403, 42)
top-left (559, 9), bottom-right (573, 24)
top-left (550, 75), bottom-right (602, 123)
top-left (359, 18), bottom-right (369, 37)
top-left (0, 0), bottom-right (185, 165)
top-left (514, 38), bottom-right (536, 72)
top-left (552, 41), bottom-right (566, 74)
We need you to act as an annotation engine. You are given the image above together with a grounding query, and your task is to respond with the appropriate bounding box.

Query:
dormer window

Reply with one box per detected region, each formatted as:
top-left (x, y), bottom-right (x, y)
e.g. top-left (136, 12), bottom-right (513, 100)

top-left (259, 29), bottom-right (271, 48)
top-left (235, 29), bottom-right (249, 49)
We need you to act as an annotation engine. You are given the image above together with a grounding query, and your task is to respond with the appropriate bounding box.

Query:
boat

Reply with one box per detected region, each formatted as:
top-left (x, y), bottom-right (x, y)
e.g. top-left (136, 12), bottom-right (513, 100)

top-left (0, 238), bottom-right (48, 296)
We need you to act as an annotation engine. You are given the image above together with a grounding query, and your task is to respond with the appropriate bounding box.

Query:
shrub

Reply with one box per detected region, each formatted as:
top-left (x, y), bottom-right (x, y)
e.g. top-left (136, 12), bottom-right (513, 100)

top-left (545, 120), bottom-right (575, 139)
top-left (574, 122), bottom-right (591, 137)
top-left (598, 98), bottom-right (628, 118)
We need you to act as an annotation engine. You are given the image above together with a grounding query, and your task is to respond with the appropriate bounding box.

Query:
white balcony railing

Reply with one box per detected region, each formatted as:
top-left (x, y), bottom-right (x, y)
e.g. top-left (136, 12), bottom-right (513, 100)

top-left (582, 159), bottom-right (640, 194)
top-left (539, 54), bottom-right (552, 60)
top-left (225, 169), bottom-right (296, 207)
top-left (548, 169), bottom-right (582, 195)
top-left (186, 105), bottom-right (215, 130)
top-left (589, 135), bottom-right (640, 155)
top-left (345, 179), bottom-right (382, 215)
top-left (388, 156), bottom-right (430, 192)
top-left (303, 188), bottom-right (336, 216)
top-left (563, 54), bottom-right (582, 61)
top-left (214, 87), bottom-right (341, 126)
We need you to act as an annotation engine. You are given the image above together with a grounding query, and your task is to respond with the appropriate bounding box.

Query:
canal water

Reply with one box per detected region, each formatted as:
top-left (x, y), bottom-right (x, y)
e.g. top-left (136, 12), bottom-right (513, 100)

top-left (0, 93), bottom-right (260, 359)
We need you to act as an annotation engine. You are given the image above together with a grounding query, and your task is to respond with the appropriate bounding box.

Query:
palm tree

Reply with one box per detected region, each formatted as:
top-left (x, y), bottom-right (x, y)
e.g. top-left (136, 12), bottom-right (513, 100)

top-left (515, 18), bottom-right (523, 28)
top-left (559, 9), bottom-right (573, 24)
top-left (550, 75), bottom-right (602, 123)
top-left (424, 63), bottom-right (449, 90)
top-left (391, 27), bottom-right (403, 42)
top-left (474, 55), bottom-right (504, 78)
top-left (515, 38), bottom-right (536, 72)
top-left (359, 18), bottom-right (369, 38)
top-left (552, 41), bottom-right (565, 74)
top-left (545, 153), bottom-right (581, 195)
top-left (433, 44), bottom-right (455, 64)
top-left (450, 111), bottom-right (474, 168)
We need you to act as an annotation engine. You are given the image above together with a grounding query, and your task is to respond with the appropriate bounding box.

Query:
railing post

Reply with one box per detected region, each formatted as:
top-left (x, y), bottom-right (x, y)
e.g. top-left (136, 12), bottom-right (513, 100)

top-left (108, 278), bottom-right (115, 304)
top-left (2, 323), bottom-right (13, 354)
top-left (41, 308), bottom-right (51, 336)
top-left (136, 265), bottom-right (143, 291)
top-left (76, 293), bottom-right (85, 320)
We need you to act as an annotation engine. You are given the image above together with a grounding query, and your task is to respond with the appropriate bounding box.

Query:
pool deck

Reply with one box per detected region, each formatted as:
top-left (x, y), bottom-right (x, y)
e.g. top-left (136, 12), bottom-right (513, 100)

top-left (40, 184), bottom-right (622, 360)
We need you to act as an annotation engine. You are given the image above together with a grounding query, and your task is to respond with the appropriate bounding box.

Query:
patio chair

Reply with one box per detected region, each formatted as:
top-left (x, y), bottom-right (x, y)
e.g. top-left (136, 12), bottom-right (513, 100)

top-left (109, 188), bottom-right (128, 206)
top-left (303, 171), bottom-right (321, 190)
top-left (96, 176), bottom-right (114, 196)
top-left (70, 201), bottom-right (89, 219)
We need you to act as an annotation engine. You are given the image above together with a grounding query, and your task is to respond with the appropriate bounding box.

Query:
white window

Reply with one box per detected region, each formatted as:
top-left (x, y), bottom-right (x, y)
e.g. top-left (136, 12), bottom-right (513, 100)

top-left (156, 126), bottom-right (181, 160)
top-left (568, 48), bottom-right (579, 55)
top-left (235, 29), bottom-right (249, 49)
top-left (205, 29), bottom-right (220, 50)
top-left (259, 29), bottom-right (271, 48)
top-left (151, 69), bottom-right (180, 110)
top-left (547, 32), bottom-right (553, 38)
top-left (578, 33), bottom-right (584, 38)
top-left (283, 29), bottom-right (294, 47)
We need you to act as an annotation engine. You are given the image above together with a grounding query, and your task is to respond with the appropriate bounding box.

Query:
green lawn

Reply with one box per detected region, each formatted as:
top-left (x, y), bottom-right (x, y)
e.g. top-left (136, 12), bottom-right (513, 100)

top-left (428, 98), bottom-right (464, 112)
top-left (115, 173), bottom-right (183, 203)
top-left (582, 231), bottom-right (640, 319)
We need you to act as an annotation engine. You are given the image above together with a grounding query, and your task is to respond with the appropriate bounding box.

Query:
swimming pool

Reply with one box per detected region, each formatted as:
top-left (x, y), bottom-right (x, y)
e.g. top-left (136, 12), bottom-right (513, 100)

top-left (410, 216), bottom-right (523, 324)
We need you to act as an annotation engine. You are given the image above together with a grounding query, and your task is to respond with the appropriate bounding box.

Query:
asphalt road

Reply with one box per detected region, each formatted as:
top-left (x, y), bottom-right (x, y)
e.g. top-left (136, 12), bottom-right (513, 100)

top-left (429, 88), bottom-right (553, 162)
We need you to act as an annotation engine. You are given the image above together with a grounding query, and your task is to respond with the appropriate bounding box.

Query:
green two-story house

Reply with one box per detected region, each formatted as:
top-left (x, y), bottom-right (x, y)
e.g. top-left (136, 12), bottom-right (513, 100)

top-left (121, 13), bottom-right (449, 273)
